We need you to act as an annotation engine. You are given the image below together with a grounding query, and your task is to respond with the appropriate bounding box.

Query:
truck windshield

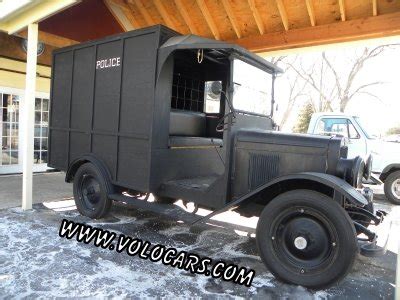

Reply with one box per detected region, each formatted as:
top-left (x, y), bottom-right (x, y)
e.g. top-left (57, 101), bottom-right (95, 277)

top-left (353, 116), bottom-right (376, 139)
top-left (232, 59), bottom-right (272, 116)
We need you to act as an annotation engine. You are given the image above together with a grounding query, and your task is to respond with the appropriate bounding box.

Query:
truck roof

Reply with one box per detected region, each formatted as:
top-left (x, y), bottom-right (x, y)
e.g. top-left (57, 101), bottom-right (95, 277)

top-left (158, 34), bottom-right (283, 74)
top-left (311, 112), bottom-right (359, 118)
top-left (54, 25), bottom-right (282, 75)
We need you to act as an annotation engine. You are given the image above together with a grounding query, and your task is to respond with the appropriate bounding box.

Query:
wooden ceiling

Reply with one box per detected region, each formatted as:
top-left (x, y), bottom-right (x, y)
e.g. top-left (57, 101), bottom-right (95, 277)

top-left (104, 0), bottom-right (400, 53)
top-left (13, 0), bottom-right (400, 54)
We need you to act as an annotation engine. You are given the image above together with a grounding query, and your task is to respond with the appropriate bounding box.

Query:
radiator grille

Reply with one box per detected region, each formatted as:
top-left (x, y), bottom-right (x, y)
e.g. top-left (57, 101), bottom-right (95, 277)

top-left (248, 153), bottom-right (280, 190)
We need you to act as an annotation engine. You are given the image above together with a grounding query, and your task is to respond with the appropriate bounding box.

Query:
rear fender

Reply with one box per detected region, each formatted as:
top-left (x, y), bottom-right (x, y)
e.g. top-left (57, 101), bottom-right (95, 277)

top-left (192, 172), bottom-right (367, 224)
top-left (65, 154), bottom-right (114, 194)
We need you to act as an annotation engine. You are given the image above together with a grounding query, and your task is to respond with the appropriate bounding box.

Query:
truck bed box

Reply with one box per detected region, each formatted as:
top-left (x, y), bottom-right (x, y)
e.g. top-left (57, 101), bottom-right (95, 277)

top-left (49, 26), bottom-right (177, 191)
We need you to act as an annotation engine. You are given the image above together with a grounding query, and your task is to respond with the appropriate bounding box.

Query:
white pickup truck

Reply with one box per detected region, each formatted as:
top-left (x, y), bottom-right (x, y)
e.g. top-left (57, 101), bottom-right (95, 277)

top-left (308, 112), bottom-right (400, 204)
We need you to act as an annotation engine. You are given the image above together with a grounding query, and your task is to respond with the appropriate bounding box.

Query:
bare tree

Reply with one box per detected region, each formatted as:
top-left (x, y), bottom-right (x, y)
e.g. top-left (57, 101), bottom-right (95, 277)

top-left (285, 45), bottom-right (398, 112)
top-left (270, 56), bottom-right (308, 129)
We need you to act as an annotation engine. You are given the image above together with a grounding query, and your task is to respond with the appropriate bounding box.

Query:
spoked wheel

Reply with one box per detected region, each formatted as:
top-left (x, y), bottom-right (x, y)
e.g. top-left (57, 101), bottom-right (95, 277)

top-left (73, 163), bottom-right (112, 219)
top-left (384, 171), bottom-right (400, 205)
top-left (256, 190), bottom-right (358, 289)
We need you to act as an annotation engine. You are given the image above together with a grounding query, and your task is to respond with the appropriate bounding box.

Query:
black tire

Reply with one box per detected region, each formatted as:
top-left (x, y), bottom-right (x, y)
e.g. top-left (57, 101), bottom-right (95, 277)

top-left (73, 163), bottom-right (112, 219)
top-left (256, 190), bottom-right (358, 289)
top-left (384, 171), bottom-right (400, 205)
top-left (153, 195), bottom-right (176, 204)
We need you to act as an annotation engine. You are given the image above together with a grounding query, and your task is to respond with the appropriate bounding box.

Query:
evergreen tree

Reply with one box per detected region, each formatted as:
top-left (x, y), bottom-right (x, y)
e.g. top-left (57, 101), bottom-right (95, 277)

top-left (293, 102), bottom-right (315, 133)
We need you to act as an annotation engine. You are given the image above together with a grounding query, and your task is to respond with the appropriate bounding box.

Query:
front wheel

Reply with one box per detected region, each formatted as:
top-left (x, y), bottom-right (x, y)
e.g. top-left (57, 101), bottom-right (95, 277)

top-left (73, 163), bottom-right (112, 219)
top-left (256, 190), bottom-right (358, 289)
top-left (384, 171), bottom-right (400, 205)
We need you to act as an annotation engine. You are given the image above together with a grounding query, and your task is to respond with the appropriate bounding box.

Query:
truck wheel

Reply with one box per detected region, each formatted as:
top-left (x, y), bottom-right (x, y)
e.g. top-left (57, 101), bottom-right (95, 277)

top-left (73, 163), bottom-right (112, 219)
top-left (256, 190), bottom-right (357, 288)
top-left (384, 171), bottom-right (400, 205)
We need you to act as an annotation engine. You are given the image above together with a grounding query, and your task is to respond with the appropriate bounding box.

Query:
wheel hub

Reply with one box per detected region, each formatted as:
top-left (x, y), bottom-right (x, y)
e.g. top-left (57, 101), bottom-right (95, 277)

top-left (391, 179), bottom-right (400, 199)
top-left (80, 175), bottom-right (101, 210)
top-left (272, 209), bottom-right (336, 271)
top-left (294, 236), bottom-right (307, 250)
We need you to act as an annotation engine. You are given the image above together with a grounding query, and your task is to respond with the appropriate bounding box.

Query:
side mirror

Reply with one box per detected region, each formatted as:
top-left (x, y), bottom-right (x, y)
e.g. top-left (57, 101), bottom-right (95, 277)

top-left (210, 81), bottom-right (222, 95)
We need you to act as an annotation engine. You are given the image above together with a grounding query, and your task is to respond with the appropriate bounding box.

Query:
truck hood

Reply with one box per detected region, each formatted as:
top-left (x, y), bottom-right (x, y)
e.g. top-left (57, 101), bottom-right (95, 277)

top-left (369, 139), bottom-right (400, 155)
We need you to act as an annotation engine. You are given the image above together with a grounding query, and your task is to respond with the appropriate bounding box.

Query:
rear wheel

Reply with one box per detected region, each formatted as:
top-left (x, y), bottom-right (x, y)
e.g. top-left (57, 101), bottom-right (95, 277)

top-left (73, 163), bottom-right (112, 219)
top-left (256, 190), bottom-right (357, 288)
top-left (384, 171), bottom-right (400, 205)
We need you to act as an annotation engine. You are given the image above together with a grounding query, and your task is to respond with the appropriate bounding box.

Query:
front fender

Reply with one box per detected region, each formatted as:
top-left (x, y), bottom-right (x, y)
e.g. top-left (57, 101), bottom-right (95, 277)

top-left (192, 172), bottom-right (367, 224)
top-left (379, 164), bottom-right (400, 182)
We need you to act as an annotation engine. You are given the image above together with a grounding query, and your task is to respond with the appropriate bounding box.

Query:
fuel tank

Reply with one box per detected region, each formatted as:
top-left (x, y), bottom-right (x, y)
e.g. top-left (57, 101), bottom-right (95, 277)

top-left (231, 129), bottom-right (344, 197)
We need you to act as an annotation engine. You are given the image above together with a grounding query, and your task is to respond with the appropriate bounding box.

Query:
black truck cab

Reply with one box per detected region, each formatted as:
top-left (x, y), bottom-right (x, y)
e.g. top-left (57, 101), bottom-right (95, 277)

top-left (49, 25), bottom-right (386, 289)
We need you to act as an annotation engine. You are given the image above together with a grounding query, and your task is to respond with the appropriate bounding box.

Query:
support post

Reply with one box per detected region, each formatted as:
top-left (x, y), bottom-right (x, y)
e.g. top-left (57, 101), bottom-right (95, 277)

top-left (22, 23), bottom-right (38, 210)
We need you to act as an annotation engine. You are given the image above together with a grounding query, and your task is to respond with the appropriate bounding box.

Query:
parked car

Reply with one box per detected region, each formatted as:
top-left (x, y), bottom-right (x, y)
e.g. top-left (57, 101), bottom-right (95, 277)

top-left (49, 25), bottom-right (386, 289)
top-left (308, 112), bottom-right (400, 204)
top-left (384, 134), bottom-right (400, 143)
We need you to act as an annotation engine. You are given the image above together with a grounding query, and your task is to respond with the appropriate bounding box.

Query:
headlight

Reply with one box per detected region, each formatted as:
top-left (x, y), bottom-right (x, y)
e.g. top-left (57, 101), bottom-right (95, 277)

top-left (336, 156), bottom-right (365, 188)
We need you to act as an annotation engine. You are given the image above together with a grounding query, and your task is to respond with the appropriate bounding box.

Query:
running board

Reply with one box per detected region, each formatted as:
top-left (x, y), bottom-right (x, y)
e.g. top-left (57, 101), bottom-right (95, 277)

top-left (108, 193), bottom-right (256, 234)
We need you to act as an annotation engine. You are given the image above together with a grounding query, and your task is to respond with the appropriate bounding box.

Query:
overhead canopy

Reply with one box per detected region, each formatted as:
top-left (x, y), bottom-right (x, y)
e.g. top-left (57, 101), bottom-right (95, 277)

top-left (101, 0), bottom-right (400, 54)
top-left (2, 0), bottom-right (399, 56)
top-left (0, 0), bottom-right (79, 34)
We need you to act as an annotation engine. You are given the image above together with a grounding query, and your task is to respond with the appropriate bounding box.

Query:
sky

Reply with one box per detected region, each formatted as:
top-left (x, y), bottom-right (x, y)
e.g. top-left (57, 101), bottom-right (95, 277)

top-left (262, 37), bottom-right (400, 136)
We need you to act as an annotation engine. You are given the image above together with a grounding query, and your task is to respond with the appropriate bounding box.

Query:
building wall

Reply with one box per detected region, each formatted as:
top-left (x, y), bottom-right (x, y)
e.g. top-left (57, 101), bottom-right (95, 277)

top-left (0, 57), bottom-right (51, 93)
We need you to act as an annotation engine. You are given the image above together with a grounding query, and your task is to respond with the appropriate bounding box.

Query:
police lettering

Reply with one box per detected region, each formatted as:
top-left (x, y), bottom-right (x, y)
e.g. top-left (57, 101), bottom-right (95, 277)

top-left (96, 57), bottom-right (121, 69)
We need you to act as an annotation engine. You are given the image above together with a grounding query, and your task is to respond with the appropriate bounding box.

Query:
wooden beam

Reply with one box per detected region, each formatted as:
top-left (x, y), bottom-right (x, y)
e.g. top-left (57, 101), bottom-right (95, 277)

top-left (133, 0), bottom-right (155, 25)
top-left (221, 0), bottom-right (241, 38)
top-left (305, 0), bottom-right (316, 26)
top-left (248, 0), bottom-right (264, 35)
top-left (153, 0), bottom-right (178, 31)
top-left (104, 0), bottom-right (134, 31)
top-left (196, 0), bottom-right (220, 40)
top-left (174, 0), bottom-right (198, 34)
top-left (17, 30), bottom-right (78, 48)
top-left (339, 0), bottom-right (346, 21)
top-left (121, 6), bottom-right (141, 29)
top-left (276, 0), bottom-right (289, 31)
top-left (230, 12), bottom-right (400, 53)
top-left (107, 0), bottom-right (141, 29)
top-left (372, 0), bottom-right (378, 16)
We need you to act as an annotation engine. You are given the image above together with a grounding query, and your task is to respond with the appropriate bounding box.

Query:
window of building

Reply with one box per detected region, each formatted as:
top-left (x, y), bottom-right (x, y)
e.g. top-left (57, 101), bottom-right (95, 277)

top-left (34, 97), bottom-right (49, 164)
top-left (1, 93), bottom-right (19, 165)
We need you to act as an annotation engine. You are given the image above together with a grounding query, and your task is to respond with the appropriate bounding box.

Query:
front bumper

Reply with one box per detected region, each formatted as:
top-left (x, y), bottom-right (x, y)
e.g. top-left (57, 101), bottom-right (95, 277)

top-left (349, 187), bottom-right (388, 257)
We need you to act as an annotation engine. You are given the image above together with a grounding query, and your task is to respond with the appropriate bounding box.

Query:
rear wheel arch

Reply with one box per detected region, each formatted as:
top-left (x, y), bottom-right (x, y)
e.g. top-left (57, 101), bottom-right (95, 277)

top-left (380, 164), bottom-right (400, 182)
top-left (66, 155), bottom-right (114, 195)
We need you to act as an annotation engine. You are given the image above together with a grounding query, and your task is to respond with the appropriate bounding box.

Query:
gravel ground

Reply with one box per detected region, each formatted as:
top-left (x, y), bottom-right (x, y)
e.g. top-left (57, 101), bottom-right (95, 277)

top-left (0, 187), bottom-right (398, 299)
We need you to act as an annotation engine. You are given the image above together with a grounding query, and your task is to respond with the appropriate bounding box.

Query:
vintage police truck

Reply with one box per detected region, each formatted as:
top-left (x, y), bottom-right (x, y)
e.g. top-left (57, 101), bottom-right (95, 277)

top-left (49, 25), bottom-right (386, 288)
